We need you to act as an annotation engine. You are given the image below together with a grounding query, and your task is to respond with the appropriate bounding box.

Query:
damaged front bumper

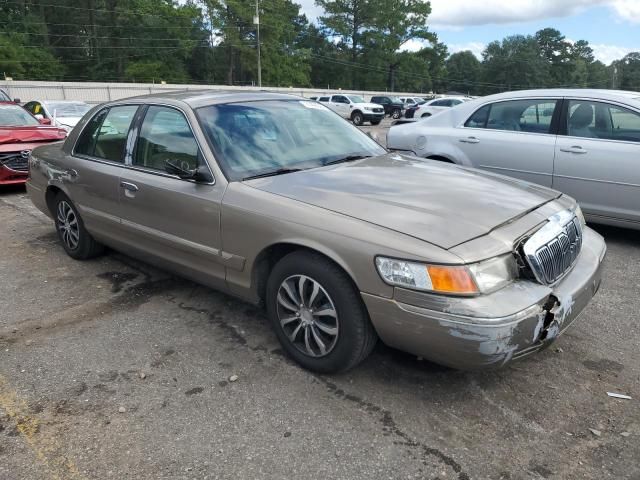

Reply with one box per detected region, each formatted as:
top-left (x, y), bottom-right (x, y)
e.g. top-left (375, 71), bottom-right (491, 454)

top-left (362, 227), bottom-right (606, 370)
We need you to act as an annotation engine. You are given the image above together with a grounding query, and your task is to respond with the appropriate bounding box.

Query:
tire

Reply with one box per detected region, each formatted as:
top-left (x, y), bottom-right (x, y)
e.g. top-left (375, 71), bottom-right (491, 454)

top-left (370, 119), bottom-right (382, 126)
top-left (53, 192), bottom-right (104, 260)
top-left (391, 109), bottom-right (402, 119)
top-left (351, 111), bottom-right (364, 126)
top-left (421, 113), bottom-right (432, 118)
top-left (266, 251), bottom-right (377, 373)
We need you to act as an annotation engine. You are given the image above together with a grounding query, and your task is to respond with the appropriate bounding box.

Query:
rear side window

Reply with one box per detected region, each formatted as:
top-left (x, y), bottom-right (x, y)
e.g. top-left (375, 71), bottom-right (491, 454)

top-left (430, 99), bottom-right (450, 107)
top-left (319, 96), bottom-right (330, 102)
top-left (76, 105), bottom-right (138, 162)
top-left (566, 100), bottom-right (640, 143)
top-left (134, 106), bottom-right (200, 172)
top-left (466, 99), bottom-right (558, 134)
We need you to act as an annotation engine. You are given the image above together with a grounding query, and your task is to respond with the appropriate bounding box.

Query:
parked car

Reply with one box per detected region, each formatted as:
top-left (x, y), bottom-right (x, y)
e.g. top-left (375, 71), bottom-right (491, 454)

top-left (370, 95), bottom-right (405, 119)
top-left (399, 97), bottom-right (426, 107)
top-left (27, 91), bottom-right (605, 372)
top-left (0, 103), bottom-right (67, 185)
top-left (317, 94), bottom-right (384, 125)
top-left (387, 88), bottom-right (640, 230)
top-left (24, 100), bottom-right (91, 132)
top-left (405, 96), bottom-right (470, 119)
top-left (0, 89), bottom-right (21, 105)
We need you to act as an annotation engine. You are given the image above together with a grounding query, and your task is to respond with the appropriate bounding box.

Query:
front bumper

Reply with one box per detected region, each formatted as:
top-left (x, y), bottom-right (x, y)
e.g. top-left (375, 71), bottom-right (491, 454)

top-left (363, 227), bottom-right (606, 370)
top-left (363, 112), bottom-right (385, 122)
top-left (0, 164), bottom-right (28, 185)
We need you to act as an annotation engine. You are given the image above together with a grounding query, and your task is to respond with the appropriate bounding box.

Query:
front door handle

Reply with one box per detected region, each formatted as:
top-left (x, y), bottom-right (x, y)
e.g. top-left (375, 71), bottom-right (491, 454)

top-left (120, 181), bottom-right (139, 192)
top-left (459, 137), bottom-right (480, 144)
top-left (65, 168), bottom-right (78, 178)
top-left (560, 146), bottom-right (587, 154)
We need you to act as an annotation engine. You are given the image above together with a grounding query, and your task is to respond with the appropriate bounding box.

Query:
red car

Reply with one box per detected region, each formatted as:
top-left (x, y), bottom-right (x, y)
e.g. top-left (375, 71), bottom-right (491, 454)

top-left (1, 103), bottom-right (67, 185)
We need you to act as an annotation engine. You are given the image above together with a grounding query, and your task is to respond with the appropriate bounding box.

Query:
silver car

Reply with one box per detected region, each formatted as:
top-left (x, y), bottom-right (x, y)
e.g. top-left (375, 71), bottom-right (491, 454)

top-left (388, 89), bottom-right (640, 229)
top-left (27, 91), bottom-right (606, 372)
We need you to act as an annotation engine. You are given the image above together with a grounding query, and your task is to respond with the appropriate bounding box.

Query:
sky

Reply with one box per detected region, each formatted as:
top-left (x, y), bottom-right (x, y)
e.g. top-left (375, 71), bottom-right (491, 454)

top-left (296, 0), bottom-right (640, 64)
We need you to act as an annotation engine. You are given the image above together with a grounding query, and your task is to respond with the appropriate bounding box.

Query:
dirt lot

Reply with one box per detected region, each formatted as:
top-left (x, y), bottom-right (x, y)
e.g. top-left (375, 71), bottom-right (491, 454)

top-left (1, 132), bottom-right (639, 479)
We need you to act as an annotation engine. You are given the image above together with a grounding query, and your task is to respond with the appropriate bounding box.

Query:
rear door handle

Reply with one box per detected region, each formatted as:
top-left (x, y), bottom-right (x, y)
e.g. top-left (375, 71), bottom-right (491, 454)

top-left (459, 137), bottom-right (480, 144)
top-left (560, 146), bottom-right (587, 154)
top-left (120, 181), bottom-right (139, 192)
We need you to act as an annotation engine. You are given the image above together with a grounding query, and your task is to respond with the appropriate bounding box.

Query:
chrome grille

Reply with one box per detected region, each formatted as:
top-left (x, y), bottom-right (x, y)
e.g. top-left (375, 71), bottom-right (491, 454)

top-left (0, 151), bottom-right (30, 172)
top-left (522, 210), bottom-right (583, 285)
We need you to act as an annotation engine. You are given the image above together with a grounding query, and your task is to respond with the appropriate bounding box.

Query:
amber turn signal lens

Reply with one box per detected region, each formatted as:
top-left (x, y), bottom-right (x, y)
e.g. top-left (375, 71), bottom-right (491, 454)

top-left (426, 265), bottom-right (479, 294)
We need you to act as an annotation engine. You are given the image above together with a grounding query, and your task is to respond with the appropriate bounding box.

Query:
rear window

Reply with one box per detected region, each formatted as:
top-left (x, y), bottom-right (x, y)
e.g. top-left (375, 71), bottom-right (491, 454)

top-left (0, 105), bottom-right (39, 126)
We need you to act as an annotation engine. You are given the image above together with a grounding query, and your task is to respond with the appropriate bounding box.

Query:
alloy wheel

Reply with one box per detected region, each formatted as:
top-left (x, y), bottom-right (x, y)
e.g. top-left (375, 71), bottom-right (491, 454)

top-left (56, 200), bottom-right (80, 250)
top-left (276, 275), bottom-right (339, 358)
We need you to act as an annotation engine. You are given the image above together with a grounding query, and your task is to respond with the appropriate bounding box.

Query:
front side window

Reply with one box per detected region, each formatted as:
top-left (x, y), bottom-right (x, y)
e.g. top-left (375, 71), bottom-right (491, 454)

top-left (75, 105), bottom-right (137, 162)
top-left (466, 99), bottom-right (558, 134)
top-left (134, 106), bottom-right (200, 172)
top-left (567, 100), bottom-right (640, 142)
top-left (196, 100), bottom-right (386, 181)
top-left (0, 104), bottom-right (40, 126)
top-left (347, 95), bottom-right (364, 104)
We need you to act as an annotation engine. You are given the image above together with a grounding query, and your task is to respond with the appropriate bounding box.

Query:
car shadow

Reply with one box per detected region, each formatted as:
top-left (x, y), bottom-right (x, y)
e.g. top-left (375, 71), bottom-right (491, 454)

top-left (589, 223), bottom-right (640, 246)
top-left (0, 184), bottom-right (26, 197)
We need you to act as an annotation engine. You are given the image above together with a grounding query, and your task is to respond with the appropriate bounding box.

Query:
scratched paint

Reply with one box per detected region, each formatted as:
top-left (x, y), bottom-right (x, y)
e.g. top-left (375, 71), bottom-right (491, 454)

top-left (0, 374), bottom-right (86, 480)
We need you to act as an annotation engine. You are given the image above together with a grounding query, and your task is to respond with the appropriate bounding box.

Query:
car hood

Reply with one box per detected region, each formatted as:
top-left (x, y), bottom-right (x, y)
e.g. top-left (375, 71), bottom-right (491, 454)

top-left (246, 153), bottom-right (560, 249)
top-left (54, 116), bottom-right (83, 129)
top-left (357, 103), bottom-right (385, 110)
top-left (0, 125), bottom-right (67, 144)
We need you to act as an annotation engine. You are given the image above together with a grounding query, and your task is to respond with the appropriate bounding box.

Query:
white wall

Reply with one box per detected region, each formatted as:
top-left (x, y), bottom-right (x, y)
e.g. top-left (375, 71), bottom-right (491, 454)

top-left (0, 80), bottom-right (434, 105)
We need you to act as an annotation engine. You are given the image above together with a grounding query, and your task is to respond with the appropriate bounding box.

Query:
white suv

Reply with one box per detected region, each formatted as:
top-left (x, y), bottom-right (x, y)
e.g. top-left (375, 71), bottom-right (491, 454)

top-left (317, 94), bottom-right (385, 126)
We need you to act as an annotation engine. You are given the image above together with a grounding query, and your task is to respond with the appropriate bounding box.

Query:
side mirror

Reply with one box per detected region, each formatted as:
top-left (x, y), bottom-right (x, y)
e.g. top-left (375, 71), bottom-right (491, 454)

top-left (165, 160), bottom-right (213, 183)
top-left (38, 117), bottom-right (52, 125)
top-left (13, 98), bottom-right (21, 104)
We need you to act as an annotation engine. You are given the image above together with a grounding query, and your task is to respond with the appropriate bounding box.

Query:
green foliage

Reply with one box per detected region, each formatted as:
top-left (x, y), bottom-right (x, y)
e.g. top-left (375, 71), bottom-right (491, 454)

top-left (0, 0), bottom-right (636, 94)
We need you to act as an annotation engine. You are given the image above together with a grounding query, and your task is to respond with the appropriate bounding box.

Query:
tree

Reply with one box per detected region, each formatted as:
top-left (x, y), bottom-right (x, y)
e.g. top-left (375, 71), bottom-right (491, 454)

top-left (535, 28), bottom-right (572, 86)
top-left (316, 0), bottom-right (375, 88)
top-left (445, 51), bottom-right (481, 95)
top-left (618, 52), bottom-right (640, 91)
top-left (482, 35), bottom-right (551, 93)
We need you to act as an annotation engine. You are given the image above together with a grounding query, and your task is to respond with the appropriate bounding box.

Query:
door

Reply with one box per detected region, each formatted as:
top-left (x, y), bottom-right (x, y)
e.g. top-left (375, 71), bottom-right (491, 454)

top-left (553, 99), bottom-right (640, 224)
top-left (118, 104), bottom-right (227, 287)
top-left (456, 98), bottom-right (560, 187)
top-left (65, 105), bottom-right (139, 241)
top-left (330, 95), bottom-right (350, 118)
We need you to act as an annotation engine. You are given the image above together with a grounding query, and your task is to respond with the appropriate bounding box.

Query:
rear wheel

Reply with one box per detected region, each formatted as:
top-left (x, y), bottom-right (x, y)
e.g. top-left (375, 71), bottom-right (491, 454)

top-left (391, 109), bottom-right (402, 119)
top-left (266, 251), bottom-right (377, 373)
top-left (53, 193), bottom-right (104, 260)
top-left (351, 111), bottom-right (364, 126)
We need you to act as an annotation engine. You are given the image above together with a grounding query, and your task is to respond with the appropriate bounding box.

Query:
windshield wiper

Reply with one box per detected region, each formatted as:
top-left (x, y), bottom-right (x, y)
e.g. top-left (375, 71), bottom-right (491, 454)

top-left (242, 168), bottom-right (303, 181)
top-left (323, 154), bottom-right (372, 166)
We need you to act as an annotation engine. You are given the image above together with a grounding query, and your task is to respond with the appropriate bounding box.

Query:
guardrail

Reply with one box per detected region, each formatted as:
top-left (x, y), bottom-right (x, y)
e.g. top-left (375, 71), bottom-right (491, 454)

top-left (0, 80), bottom-right (435, 105)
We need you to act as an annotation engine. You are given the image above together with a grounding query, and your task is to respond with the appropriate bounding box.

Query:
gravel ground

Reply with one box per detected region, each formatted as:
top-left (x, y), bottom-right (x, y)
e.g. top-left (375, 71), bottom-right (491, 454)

top-left (1, 138), bottom-right (639, 480)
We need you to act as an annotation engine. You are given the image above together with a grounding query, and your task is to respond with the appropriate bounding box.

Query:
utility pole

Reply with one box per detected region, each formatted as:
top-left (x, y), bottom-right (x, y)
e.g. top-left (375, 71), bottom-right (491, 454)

top-left (254, 0), bottom-right (262, 88)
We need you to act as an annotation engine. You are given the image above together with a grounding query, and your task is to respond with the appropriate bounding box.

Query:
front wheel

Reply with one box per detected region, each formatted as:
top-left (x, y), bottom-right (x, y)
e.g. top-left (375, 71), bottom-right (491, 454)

top-left (53, 193), bottom-right (104, 260)
top-left (266, 251), bottom-right (377, 373)
top-left (391, 109), bottom-right (402, 119)
top-left (351, 111), bottom-right (364, 126)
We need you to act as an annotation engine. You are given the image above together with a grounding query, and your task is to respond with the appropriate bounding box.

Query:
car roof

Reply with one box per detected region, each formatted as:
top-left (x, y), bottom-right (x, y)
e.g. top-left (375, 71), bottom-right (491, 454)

top-left (108, 89), bottom-right (305, 109)
top-left (482, 88), bottom-right (640, 102)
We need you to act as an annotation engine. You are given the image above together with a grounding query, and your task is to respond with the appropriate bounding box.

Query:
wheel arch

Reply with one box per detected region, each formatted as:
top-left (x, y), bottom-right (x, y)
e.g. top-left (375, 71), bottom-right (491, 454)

top-left (251, 241), bottom-right (359, 307)
top-left (45, 184), bottom-right (65, 215)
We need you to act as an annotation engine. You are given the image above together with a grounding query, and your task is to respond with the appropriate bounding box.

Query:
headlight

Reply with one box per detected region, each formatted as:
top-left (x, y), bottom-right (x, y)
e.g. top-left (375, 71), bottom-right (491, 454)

top-left (375, 254), bottom-right (517, 296)
top-left (574, 204), bottom-right (586, 228)
top-left (363, 106), bottom-right (372, 111)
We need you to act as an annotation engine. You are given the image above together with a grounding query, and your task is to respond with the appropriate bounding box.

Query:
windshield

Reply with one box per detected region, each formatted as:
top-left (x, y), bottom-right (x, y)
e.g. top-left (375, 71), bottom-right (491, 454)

top-left (0, 105), bottom-right (40, 126)
top-left (196, 100), bottom-right (386, 181)
top-left (347, 95), bottom-right (365, 104)
top-left (0, 90), bottom-right (10, 101)
top-left (44, 102), bottom-right (91, 117)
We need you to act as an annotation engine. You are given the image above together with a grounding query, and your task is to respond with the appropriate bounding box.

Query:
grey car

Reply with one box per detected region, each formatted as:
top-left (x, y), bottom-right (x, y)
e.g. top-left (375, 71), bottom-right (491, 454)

top-left (27, 91), bottom-right (606, 372)
top-left (387, 89), bottom-right (640, 230)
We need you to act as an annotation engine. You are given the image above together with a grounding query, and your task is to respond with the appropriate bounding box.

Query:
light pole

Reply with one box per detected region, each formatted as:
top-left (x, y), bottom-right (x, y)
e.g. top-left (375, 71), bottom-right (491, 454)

top-left (254, 0), bottom-right (262, 87)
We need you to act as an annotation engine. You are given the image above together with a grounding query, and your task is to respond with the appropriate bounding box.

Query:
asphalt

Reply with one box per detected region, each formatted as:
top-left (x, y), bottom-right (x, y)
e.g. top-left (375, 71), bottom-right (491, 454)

top-left (1, 130), bottom-right (639, 479)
